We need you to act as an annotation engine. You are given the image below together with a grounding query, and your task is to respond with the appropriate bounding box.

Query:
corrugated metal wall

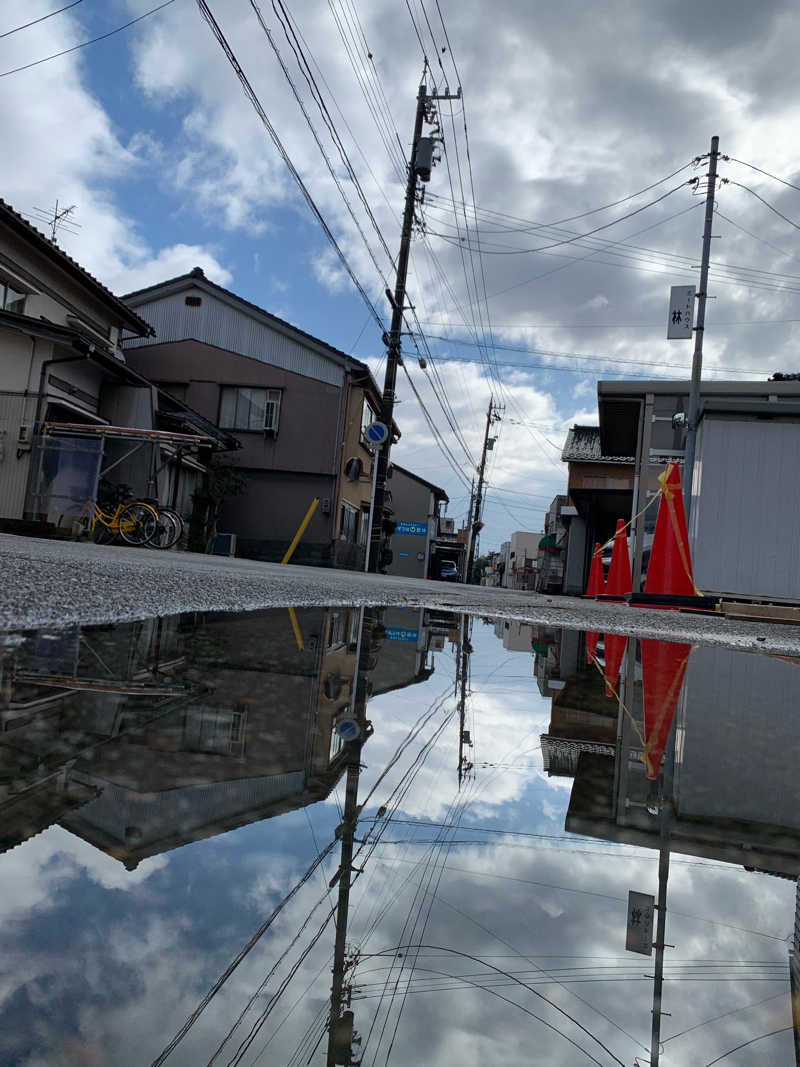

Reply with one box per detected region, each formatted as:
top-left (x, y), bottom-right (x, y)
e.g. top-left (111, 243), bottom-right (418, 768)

top-left (690, 416), bottom-right (800, 600)
top-left (0, 393), bottom-right (38, 519)
top-left (125, 291), bottom-right (345, 387)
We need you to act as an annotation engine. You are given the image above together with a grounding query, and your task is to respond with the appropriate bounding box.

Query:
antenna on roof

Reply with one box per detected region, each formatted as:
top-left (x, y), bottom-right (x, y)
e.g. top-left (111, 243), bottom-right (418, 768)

top-left (30, 199), bottom-right (81, 243)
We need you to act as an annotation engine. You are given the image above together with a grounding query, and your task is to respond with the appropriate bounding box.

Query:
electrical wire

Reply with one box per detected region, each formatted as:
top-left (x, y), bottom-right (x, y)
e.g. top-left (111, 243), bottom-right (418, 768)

top-left (0, 0), bottom-right (82, 39)
top-left (195, 0), bottom-right (385, 334)
top-left (662, 991), bottom-right (786, 1045)
top-left (361, 945), bottom-right (628, 1066)
top-left (725, 179), bottom-right (800, 232)
top-left (702, 1026), bottom-right (792, 1066)
top-left (723, 155), bottom-right (800, 196)
top-left (0, 0), bottom-right (177, 77)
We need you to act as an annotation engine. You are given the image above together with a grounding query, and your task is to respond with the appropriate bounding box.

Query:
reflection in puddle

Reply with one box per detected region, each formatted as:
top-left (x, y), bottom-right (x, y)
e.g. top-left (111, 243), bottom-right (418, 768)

top-left (0, 610), bottom-right (797, 1065)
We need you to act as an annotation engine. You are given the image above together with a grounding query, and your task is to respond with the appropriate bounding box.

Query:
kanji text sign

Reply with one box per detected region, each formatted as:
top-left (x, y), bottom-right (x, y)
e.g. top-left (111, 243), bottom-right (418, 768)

top-left (626, 890), bottom-right (655, 955)
top-left (667, 285), bottom-right (695, 339)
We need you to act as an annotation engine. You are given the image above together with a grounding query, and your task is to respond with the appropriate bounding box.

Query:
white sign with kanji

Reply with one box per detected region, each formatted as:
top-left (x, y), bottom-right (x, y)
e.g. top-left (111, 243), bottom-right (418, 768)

top-left (626, 890), bottom-right (655, 955)
top-left (667, 285), bottom-right (695, 339)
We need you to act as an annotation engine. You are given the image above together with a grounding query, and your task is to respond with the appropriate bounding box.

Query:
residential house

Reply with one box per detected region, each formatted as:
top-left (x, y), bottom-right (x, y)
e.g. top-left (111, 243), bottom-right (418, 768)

top-left (384, 465), bottom-right (448, 579)
top-left (0, 606), bottom-right (398, 865)
top-left (0, 199), bottom-right (235, 537)
top-left (597, 377), bottom-right (800, 601)
top-left (122, 268), bottom-right (397, 567)
top-left (559, 425), bottom-right (634, 594)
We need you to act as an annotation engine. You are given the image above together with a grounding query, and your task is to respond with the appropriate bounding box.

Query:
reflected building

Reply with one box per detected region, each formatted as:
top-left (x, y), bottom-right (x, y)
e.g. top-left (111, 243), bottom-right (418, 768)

top-left (0, 606), bottom-right (437, 868)
top-left (558, 637), bottom-right (800, 878)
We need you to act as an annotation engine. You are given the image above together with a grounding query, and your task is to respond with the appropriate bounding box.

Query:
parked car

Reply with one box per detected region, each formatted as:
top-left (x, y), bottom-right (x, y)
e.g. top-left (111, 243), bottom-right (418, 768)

top-left (439, 560), bottom-right (460, 582)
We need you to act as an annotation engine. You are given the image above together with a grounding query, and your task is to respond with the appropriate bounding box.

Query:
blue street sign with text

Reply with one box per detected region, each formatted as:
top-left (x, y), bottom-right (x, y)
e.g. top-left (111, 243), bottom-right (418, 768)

top-left (385, 628), bottom-right (419, 643)
top-left (395, 521), bottom-right (428, 536)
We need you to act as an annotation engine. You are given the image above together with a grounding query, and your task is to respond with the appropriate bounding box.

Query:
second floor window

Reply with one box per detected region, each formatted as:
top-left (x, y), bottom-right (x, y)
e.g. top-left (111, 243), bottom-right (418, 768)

top-left (1, 281), bottom-right (26, 314)
top-left (220, 387), bottom-right (281, 432)
top-left (340, 501), bottom-right (359, 542)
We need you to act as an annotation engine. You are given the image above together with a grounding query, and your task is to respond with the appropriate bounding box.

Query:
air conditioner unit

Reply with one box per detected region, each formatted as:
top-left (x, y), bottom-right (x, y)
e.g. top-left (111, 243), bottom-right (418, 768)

top-left (429, 634), bottom-right (445, 652)
top-left (212, 532), bottom-right (237, 556)
top-left (440, 518), bottom-right (455, 534)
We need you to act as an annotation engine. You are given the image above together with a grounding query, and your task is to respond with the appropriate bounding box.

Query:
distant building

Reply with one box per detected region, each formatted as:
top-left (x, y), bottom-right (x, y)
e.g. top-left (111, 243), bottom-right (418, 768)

top-left (503, 530), bottom-right (542, 590)
top-left (559, 424), bottom-right (634, 594)
top-left (384, 465), bottom-right (448, 580)
top-left (122, 269), bottom-right (397, 567)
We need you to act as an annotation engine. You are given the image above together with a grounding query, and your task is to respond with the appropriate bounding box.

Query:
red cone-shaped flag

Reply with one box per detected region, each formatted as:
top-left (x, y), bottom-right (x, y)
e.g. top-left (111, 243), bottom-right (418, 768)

top-left (644, 463), bottom-right (697, 598)
top-left (606, 519), bottom-right (632, 598)
top-left (585, 543), bottom-right (605, 664)
top-left (603, 632), bottom-right (627, 697)
top-left (640, 638), bottom-right (692, 779)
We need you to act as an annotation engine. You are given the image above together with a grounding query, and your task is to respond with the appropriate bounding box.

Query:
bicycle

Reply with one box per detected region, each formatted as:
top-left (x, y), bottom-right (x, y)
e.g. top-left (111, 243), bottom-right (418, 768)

top-left (144, 503), bottom-right (185, 550)
top-left (90, 483), bottom-right (159, 546)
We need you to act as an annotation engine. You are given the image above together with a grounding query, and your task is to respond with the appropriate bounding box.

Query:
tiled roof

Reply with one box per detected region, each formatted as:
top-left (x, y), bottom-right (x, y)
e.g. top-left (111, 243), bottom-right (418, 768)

top-left (0, 199), bottom-right (153, 336)
top-left (561, 424), bottom-right (634, 464)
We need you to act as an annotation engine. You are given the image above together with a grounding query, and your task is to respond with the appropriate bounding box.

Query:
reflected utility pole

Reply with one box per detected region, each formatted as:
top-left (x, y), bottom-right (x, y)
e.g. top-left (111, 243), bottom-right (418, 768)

top-left (327, 609), bottom-right (378, 1066)
top-left (456, 616), bottom-right (473, 787)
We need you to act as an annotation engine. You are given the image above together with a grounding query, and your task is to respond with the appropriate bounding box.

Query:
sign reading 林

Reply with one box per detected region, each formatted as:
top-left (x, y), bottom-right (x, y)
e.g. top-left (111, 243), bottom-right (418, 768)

top-left (667, 285), bottom-right (695, 339)
top-left (625, 890), bottom-right (655, 956)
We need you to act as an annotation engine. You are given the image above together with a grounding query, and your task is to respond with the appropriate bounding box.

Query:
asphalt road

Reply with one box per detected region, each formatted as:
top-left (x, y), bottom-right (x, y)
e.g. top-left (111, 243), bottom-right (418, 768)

top-left (2, 533), bottom-right (800, 654)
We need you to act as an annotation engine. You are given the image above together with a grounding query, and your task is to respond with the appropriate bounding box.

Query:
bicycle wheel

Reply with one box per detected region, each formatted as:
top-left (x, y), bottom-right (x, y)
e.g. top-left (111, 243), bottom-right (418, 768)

top-left (146, 509), bottom-right (181, 550)
top-left (117, 503), bottom-right (158, 546)
top-left (160, 507), bottom-right (185, 544)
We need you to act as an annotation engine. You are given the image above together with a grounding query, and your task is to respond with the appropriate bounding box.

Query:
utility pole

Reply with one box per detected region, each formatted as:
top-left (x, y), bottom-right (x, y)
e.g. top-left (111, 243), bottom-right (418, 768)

top-left (367, 77), bottom-right (460, 572)
top-left (456, 615), bottom-right (473, 786)
top-left (327, 609), bottom-right (377, 1066)
top-left (682, 135), bottom-right (719, 522)
top-left (464, 399), bottom-right (500, 584)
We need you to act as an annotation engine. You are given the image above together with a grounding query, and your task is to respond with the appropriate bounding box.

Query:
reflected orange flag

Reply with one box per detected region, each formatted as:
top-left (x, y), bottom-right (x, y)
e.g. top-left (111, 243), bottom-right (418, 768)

top-left (644, 462), bottom-right (698, 598)
top-left (585, 542), bottom-right (605, 664)
top-left (603, 520), bottom-right (632, 694)
top-left (641, 638), bottom-right (692, 779)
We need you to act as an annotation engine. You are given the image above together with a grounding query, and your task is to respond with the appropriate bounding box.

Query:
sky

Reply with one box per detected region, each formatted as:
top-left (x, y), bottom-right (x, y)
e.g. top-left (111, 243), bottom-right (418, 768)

top-left (4, 0), bottom-right (800, 546)
top-left (0, 612), bottom-right (796, 1066)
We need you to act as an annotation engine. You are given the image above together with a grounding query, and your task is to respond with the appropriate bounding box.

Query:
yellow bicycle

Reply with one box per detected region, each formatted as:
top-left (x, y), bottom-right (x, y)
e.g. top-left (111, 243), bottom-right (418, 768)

top-left (89, 484), bottom-right (159, 546)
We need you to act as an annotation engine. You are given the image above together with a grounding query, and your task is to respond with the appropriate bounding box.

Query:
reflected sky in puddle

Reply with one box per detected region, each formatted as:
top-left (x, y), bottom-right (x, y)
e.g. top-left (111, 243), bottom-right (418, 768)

top-left (0, 608), bottom-right (796, 1066)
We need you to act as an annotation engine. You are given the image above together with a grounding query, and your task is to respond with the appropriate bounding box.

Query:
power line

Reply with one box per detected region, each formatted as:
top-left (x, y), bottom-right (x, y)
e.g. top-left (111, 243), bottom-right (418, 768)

top-left (195, 0), bottom-right (385, 330)
top-left (725, 178), bottom-right (800, 232)
top-left (0, 0), bottom-right (82, 39)
top-left (0, 0), bottom-right (177, 77)
top-left (702, 1026), bottom-right (793, 1066)
top-left (723, 155), bottom-right (800, 196)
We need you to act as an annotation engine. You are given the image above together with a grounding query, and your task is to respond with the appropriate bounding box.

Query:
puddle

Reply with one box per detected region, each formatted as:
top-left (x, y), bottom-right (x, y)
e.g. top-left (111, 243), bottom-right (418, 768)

top-left (0, 607), bottom-right (796, 1065)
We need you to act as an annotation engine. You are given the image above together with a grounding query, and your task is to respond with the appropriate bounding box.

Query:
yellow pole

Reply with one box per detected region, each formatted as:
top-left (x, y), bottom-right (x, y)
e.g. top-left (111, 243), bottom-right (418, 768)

top-left (287, 607), bottom-right (304, 651)
top-left (281, 497), bottom-right (320, 565)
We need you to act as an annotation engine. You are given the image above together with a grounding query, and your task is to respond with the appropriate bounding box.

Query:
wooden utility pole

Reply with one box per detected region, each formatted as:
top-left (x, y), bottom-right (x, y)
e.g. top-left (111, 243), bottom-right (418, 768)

top-left (464, 399), bottom-right (500, 584)
top-left (367, 78), bottom-right (460, 572)
top-left (682, 135), bottom-right (719, 521)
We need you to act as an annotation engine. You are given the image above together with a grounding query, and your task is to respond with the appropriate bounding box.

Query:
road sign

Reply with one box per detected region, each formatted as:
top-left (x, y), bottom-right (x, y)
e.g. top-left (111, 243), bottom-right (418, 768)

top-left (626, 890), bottom-right (655, 955)
top-left (667, 285), bottom-right (695, 339)
top-left (395, 520), bottom-right (428, 536)
top-left (364, 421), bottom-right (389, 446)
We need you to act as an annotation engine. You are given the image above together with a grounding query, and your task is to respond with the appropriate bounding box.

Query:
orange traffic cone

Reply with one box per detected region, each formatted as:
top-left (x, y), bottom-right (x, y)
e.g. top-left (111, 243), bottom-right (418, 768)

top-left (644, 463), bottom-right (697, 598)
top-left (603, 632), bottom-right (627, 697)
top-left (605, 519), bottom-right (632, 599)
top-left (640, 638), bottom-right (692, 779)
top-left (585, 542), bottom-right (605, 664)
